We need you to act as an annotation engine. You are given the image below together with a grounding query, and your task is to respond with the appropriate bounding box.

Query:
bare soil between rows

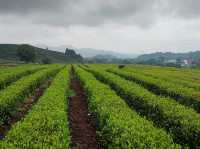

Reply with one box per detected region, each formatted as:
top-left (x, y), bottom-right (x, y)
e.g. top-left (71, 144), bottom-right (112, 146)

top-left (0, 79), bottom-right (51, 139)
top-left (69, 70), bottom-right (106, 149)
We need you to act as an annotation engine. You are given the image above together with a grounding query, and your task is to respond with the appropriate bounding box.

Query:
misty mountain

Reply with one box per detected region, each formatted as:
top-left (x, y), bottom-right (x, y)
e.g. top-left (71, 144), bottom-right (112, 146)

top-left (74, 48), bottom-right (138, 59)
top-left (36, 45), bottom-right (138, 59)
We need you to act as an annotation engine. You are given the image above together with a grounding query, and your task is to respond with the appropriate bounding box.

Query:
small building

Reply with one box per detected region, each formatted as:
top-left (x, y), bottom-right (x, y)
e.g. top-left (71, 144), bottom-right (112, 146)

top-left (181, 59), bottom-right (193, 67)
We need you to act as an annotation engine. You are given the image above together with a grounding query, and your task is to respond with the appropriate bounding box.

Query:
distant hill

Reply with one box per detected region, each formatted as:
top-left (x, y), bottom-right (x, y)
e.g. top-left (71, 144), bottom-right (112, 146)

top-left (134, 51), bottom-right (200, 62)
top-left (3, 43), bottom-right (199, 65)
top-left (0, 44), bottom-right (82, 63)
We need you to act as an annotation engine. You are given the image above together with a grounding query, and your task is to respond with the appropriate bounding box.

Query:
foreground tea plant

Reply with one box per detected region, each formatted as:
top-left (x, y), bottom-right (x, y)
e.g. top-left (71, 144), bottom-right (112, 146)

top-left (0, 65), bottom-right (62, 125)
top-left (74, 66), bottom-right (179, 148)
top-left (0, 65), bottom-right (47, 90)
top-left (85, 66), bottom-right (200, 148)
top-left (0, 67), bottom-right (70, 148)
top-left (108, 68), bottom-right (200, 112)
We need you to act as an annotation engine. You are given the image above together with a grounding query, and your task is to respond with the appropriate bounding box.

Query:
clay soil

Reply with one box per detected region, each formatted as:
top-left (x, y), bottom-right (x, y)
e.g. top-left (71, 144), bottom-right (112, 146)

top-left (0, 80), bottom-right (51, 139)
top-left (69, 71), bottom-right (106, 149)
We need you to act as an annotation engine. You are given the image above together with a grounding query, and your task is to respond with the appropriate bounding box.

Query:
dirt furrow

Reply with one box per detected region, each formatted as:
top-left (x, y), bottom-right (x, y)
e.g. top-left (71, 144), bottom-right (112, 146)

top-left (69, 71), bottom-right (105, 149)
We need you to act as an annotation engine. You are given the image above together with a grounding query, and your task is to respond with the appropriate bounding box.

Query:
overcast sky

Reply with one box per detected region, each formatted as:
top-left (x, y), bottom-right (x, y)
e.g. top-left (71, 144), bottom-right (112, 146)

top-left (0, 0), bottom-right (200, 54)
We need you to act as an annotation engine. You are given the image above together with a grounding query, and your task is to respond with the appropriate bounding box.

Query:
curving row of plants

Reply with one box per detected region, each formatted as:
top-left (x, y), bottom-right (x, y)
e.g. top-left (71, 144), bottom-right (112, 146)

top-left (74, 66), bottom-right (179, 148)
top-left (0, 65), bottom-right (47, 90)
top-left (125, 64), bottom-right (200, 81)
top-left (85, 67), bottom-right (200, 148)
top-left (139, 68), bottom-right (199, 82)
top-left (0, 65), bottom-right (63, 125)
top-left (108, 68), bottom-right (200, 112)
top-left (123, 67), bottom-right (200, 91)
top-left (0, 65), bottom-right (37, 74)
top-left (0, 67), bottom-right (70, 148)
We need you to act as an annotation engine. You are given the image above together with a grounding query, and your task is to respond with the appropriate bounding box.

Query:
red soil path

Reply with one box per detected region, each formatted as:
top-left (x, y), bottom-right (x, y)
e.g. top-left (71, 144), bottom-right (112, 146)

top-left (69, 72), bottom-right (105, 149)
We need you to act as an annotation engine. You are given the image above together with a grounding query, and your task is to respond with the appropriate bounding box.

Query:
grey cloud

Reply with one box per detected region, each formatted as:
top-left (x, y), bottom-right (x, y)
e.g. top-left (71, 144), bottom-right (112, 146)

top-left (0, 0), bottom-right (159, 27)
top-left (0, 0), bottom-right (66, 14)
top-left (169, 0), bottom-right (200, 19)
top-left (0, 0), bottom-right (200, 27)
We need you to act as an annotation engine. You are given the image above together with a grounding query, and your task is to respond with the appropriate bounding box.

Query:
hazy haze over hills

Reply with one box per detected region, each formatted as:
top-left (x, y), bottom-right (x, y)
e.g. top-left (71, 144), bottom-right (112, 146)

top-left (36, 44), bottom-right (138, 58)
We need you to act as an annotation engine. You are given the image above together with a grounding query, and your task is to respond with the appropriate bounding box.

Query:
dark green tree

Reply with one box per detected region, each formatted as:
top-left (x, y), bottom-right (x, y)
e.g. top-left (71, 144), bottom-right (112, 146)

top-left (42, 57), bottom-right (51, 64)
top-left (17, 44), bottom-right (36, 63)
